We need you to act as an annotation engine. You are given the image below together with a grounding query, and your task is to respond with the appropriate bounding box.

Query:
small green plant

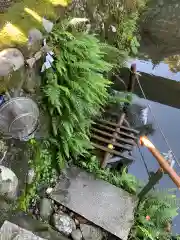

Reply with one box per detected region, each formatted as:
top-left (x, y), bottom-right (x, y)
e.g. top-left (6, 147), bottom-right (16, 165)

top-left (173, 236), bottom-right (180, 240)
top-left (113, 10), bottom-right (141, 55)
top-left (130, 189), bottom-right (179, 240)
top-left (106, 0), bottom-right (147, 55)
top-left (78, 155), bottom-right (139, 194)
top-left (18, 139), bottom-right (57, 211)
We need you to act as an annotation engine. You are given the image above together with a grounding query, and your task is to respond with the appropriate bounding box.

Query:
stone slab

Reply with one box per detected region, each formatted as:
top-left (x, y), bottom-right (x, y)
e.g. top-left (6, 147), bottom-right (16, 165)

top-left (8, 212), bottom-right (69, 240)
top-left (0, 220), bottom-right (46, 240)
top-left (51, 167), bottom-right (138, 240)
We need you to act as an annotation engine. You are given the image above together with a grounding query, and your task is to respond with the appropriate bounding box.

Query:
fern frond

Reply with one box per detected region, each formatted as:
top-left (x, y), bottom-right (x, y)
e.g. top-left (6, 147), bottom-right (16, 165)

top-left (42, 27), bottom-right (118, 173)
top-left (57, 151), bottom-right (65, 170)
top-left (132, 188), bottom-right (179, 240)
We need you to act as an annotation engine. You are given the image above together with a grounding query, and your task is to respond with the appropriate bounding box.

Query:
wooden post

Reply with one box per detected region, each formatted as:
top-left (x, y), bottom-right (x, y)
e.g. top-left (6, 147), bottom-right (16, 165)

top-left (123, 63), bottom-right (137, 114)
top-left (127, 63), bottom-right (137, 92)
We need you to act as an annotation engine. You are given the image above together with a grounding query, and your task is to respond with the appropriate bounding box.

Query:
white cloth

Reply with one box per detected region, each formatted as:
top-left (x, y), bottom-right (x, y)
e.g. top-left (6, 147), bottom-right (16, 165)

top-left (41, 50), bottom-right (54, 72)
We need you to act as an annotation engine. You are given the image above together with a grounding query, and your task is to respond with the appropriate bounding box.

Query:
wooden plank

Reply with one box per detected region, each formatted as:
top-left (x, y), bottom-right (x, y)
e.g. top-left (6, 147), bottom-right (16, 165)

top-left (96, 119), bottom-right (139, 134)
top-left (91, 134), bottom-right (132, 151)
top-left (104, 111), bottom-right (120, 117)
top-left (93, 123), bottom-right (138, 140)
top-left (91, 127), bottom-right (135, 145)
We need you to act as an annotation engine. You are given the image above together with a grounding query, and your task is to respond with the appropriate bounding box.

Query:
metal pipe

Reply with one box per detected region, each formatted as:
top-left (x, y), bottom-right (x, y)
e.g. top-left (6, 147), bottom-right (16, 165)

top-left (140, 136), bottom-right (180, 189)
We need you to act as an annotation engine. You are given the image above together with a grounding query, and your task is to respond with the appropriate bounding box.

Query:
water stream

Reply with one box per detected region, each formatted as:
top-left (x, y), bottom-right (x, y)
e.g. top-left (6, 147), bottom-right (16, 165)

top-left (127, 57), bottom-right (180, 233)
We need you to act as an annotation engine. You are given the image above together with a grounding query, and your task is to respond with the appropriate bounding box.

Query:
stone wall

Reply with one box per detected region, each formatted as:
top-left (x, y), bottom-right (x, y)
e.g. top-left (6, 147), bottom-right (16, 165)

top-left (140, 0), bottom-right (180, 60)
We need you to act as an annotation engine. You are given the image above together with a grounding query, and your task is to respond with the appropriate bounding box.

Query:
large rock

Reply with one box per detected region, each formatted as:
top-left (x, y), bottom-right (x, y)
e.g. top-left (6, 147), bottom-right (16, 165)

top-left (80, 224), bottom-right (104, 240)
top-left (40, 198), bottom-right (53, 221)
top-left (0, 48), bottom-right (24, 76)
top-left (27, 28), bottom-right (43, 56)
top-left (28, 29), bottom-right (43, 44)
top-left (23, 68), bottom-right (41, 93)
top-left (53, 212), bottom-right (76, 236)
top-left (0, 165), bottom-right (18, 200)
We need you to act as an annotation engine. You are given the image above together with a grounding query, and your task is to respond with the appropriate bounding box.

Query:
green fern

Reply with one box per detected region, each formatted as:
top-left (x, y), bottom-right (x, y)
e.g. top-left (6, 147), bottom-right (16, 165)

top-left (130, 189), bottom-right (179, 240)
top-left (78, 155), bottom-right (139, 194)
top-left (42, 27), bottom-right (121, 169)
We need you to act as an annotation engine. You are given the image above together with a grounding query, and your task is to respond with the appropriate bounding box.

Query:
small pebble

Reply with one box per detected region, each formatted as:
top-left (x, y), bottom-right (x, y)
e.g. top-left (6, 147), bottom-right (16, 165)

top-left (71, 229), bottom-right (82, 240)
top-left (58, 210), bottom-right (64, 214)
top-left (69, 212), bottom-right (74, 218)
top-left (34, 208), bottom-right (39, 215)
top-left (60, 205), bottom-right (64, 210)
top-left (75, 219), bottom-right (80, 226)
top-left (29, 208), bottom-right (34, 215)
top-left (46, 187), bottom-right (53, 194)
top-left (75, 215), bottom-right (88, 224)
top-left (27, 168), bottom-right (35, 184)
top-left (53, 205), bottom-right (58, 212)
top-left (59, 205), bottom-right (66, 212)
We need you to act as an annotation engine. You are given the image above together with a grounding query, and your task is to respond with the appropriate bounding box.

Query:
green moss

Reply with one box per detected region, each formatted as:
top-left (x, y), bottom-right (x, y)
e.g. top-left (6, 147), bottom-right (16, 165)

top-left (0, 0), bottom-right (68, 49)
top-left (77, 155), bottom-right (140, 195)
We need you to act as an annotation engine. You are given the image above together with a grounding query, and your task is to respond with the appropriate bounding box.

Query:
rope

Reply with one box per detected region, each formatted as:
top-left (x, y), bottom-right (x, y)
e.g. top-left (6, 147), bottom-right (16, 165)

top-left (137, 144), bottom-right (150, 177)
top-left (122, 100), bottom-right (150, 177)
top-left (135, 73), bottom-right (180, 169)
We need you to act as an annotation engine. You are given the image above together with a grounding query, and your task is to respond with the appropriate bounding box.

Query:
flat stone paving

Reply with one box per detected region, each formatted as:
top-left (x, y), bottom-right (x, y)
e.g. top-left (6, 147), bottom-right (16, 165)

top-left (51, 166), bottom-right (138, 240)
top-left (0, 220), bottom-right (46, 240)
top-left (8, 212), bottom-right (69, 240)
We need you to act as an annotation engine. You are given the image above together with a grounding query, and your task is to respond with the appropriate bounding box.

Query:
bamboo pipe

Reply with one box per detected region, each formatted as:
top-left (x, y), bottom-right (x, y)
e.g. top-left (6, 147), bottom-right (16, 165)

top-left (140, 136), bottom-right (180, 189)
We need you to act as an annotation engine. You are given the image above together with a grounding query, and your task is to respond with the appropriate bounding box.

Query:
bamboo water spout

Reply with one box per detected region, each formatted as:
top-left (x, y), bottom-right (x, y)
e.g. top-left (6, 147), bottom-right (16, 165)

top-left (140, 136), bottom-right (180, 189)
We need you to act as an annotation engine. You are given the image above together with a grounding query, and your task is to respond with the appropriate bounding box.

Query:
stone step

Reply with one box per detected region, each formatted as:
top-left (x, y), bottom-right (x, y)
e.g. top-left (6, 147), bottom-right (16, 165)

top-left (6, 212), bottom-right (69, 240)
top-left (0, 220), bottom-right (46, 239)
top-left (50, 167), bottom-right (138, 240)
